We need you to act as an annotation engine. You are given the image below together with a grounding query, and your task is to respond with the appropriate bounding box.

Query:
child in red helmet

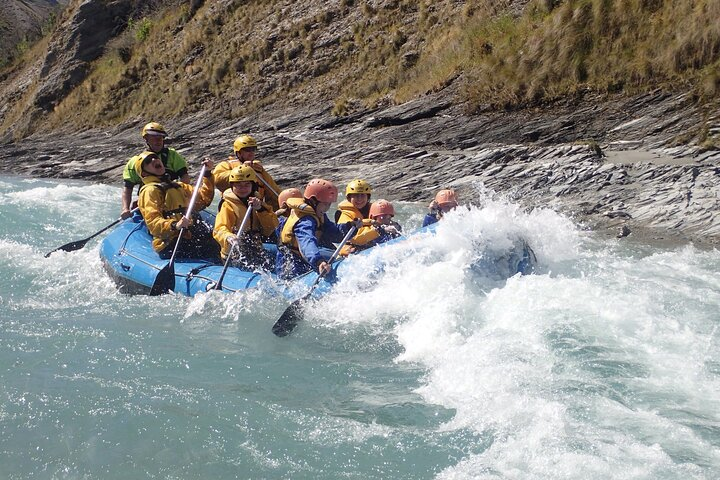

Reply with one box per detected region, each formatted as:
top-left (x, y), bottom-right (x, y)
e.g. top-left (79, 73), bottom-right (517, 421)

top-left (276, 179), bottom-right (362, 279)
top-left (369, 199), bottom-right (402, 240)
top-left (340, 199), bottom-right (402, 255)
top-left (275, 188), bottom-right (303, 225)
top-left (272, 187), bottom-right (303, 244)
top-left (423, 189), bottom-right (459, 227)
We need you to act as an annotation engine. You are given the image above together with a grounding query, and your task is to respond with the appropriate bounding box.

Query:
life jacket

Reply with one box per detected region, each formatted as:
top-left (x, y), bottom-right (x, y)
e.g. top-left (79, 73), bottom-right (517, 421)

top-left (154, 148), bottom-right (184, 181)
top-left (335, 200), bottom-right (371, 224)
top-left (222, 190), bottom-right (260, 235)
top-left (280, 198), bottom-right (323, 256)
top-left (139, 175), bottom-right (188, 220)
top-left (335, 200), bottom-right (377, 254)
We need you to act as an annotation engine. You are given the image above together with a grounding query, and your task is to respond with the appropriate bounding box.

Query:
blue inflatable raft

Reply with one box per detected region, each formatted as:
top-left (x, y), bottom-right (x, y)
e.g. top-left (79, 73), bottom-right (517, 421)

top-left (100, 212), bottom-right (537, 297)
top-left (100, 211), bottom-right (279, 295)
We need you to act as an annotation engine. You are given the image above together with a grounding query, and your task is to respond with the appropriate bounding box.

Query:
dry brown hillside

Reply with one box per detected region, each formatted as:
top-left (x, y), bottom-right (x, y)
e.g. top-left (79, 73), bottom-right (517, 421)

top-left (0, 0), bottom-right (718, 143)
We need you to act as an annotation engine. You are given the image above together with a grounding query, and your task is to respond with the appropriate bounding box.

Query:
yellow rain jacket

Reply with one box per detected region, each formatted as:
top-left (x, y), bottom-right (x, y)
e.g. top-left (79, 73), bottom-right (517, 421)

top-left (213, 190), bottom-right (279, 259)
top-left (212, 156), bottom-right (281, 210)
top-left (138, 174), bottom-right (215, 252)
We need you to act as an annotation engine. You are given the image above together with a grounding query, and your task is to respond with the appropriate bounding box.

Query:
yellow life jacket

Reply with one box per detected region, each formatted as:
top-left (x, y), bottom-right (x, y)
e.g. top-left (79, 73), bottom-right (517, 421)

top-left (139, 176), bottom-right (188, 220)
top-left (223, 190), bottom-right (254, 233)
top-left (222, 190), bottom-right (278, 235)
top-left (336, 199), bottom-right (377, 251)
top-left (138, 175), bottom-right (193, 252)
top-left (336, 200), bottom-right (364, 224)
top-left (280, 198), bottom-right (323, 255)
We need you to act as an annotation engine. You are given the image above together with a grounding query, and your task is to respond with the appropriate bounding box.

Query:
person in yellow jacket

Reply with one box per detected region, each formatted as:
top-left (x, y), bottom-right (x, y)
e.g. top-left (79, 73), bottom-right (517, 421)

top-left (212, 134), bottom-right (282, 211)
top-left (213, 165), bottom-right (279, 271)
top-left (121, 122), bottom-right (190, 219)
top-left (335, 179), bottom-right (376, 254)
top-left (135, 152), bottom-right (219, 260)
top-left (338, 199), bottom-right (403, 255)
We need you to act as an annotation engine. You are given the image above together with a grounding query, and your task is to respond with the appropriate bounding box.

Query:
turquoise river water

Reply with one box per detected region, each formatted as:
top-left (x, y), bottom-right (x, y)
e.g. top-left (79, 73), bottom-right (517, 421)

top-left (1, 176), bottom-right (719, 479)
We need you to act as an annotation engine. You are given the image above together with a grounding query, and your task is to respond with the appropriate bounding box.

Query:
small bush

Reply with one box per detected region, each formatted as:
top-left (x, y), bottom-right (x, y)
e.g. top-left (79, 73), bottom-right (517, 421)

top-left (211, 60), bottom-right (229, 85)
top-left (332, 97), bottom-right (348, 116)
top-left (15, 38), bottom-right (30, 56)
top-left (130, 17), bottom-right (153, 42)
top-left (40, 12), bottom-right (57, 36)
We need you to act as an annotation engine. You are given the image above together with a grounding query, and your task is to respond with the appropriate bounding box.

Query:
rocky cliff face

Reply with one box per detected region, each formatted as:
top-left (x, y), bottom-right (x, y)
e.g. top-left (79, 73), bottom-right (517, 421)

top-left (0, 0), bottom-right (718, 246)
top-left (0, 0), bottom-right (66, 66)
top-left (1, 86), bottom-right (718, 247)
top-left (0, 0), bottom-right (135, 139)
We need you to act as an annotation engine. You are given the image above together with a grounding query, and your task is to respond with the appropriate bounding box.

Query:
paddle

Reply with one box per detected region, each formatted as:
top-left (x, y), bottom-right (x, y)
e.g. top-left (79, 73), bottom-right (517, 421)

top-left (214, 204), bottom-right (253, 291)
top-left (44, 207), bottom-right (139, 257)
top-left (272, 225), bottom-right (357, 337)
top-left (253, 169), bottom-right (280, 197)
top-left (150, 164), bottom-right (207, 296)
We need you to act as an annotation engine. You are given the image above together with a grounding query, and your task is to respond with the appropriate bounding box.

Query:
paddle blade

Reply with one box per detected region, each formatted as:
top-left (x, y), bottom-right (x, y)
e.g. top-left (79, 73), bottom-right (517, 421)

top-left (44, 239), bottom-right (88, 257)
top-left (272, 298), bottom-right (307, 337)
top-left (150, 263), bottom-right (175, 296)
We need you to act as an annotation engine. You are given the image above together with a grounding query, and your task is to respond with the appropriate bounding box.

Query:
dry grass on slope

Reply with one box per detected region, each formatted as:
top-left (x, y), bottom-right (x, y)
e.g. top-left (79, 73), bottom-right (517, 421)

top-left (44, 0), bottom-right (465, 130)
top-left (5, 0), bottom-right (719, 137)
top-left (399, 0), bottom-right (720, 111)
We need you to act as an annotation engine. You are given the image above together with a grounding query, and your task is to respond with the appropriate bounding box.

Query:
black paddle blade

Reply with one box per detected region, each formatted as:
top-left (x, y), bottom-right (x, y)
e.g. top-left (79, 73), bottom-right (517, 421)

top-left (44, 239), bottom-right (88, 258)
top-left (272, 299), bottom-right (307, 337)
top-left (150, 263), bottom-right (175, 296)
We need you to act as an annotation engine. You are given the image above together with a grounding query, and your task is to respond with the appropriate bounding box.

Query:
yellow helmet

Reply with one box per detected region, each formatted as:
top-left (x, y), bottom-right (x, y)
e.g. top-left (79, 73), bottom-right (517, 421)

top-left (233, 135), bottom-right (257, 153)
top-left (134, 151), bottom-right (160, 177)
top-left (141, 122), bottom-right (167, 138)
top-left (346, 179), bottom-right (372, 196)
top-left (228, 165), bottom-right (257, 183)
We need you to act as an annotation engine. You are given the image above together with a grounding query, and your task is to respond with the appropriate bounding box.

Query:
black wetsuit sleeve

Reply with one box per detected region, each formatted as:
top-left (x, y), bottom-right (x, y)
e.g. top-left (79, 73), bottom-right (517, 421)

top-left (174, 167), bottom-right (189, 180)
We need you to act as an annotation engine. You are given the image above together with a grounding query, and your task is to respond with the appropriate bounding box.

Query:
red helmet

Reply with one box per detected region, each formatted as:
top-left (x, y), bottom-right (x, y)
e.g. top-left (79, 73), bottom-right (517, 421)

top-left (369, 199), bottom-right (395, 219)
top-left (304, 179), bottom-right (338, 203)
top-left (435, 189), bottom-right (458, 208)
top-left (278, 187), bottom-right (302, 207)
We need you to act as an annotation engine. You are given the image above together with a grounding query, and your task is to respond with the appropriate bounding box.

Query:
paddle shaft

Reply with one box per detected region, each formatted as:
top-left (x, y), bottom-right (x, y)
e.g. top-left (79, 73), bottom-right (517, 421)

top-left (44, 207), bottom-right (139, 257)
top-left (253, 171), bottom-right (279, 198)
top-left (214, 204), bottom-right (253, 290)
top-left (165, 164), bottom-right (208, 270)
top-left (304, 224), bottom-right (357, 294)
top-left (320, 225), bottom-right (357, 277)
top-left (271, 225), bottom-right (358, 337)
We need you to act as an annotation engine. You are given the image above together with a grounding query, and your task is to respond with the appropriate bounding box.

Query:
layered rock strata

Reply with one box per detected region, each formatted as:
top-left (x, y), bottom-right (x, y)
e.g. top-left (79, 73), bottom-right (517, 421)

top-left (1, 90), bottom-right (718, 247)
